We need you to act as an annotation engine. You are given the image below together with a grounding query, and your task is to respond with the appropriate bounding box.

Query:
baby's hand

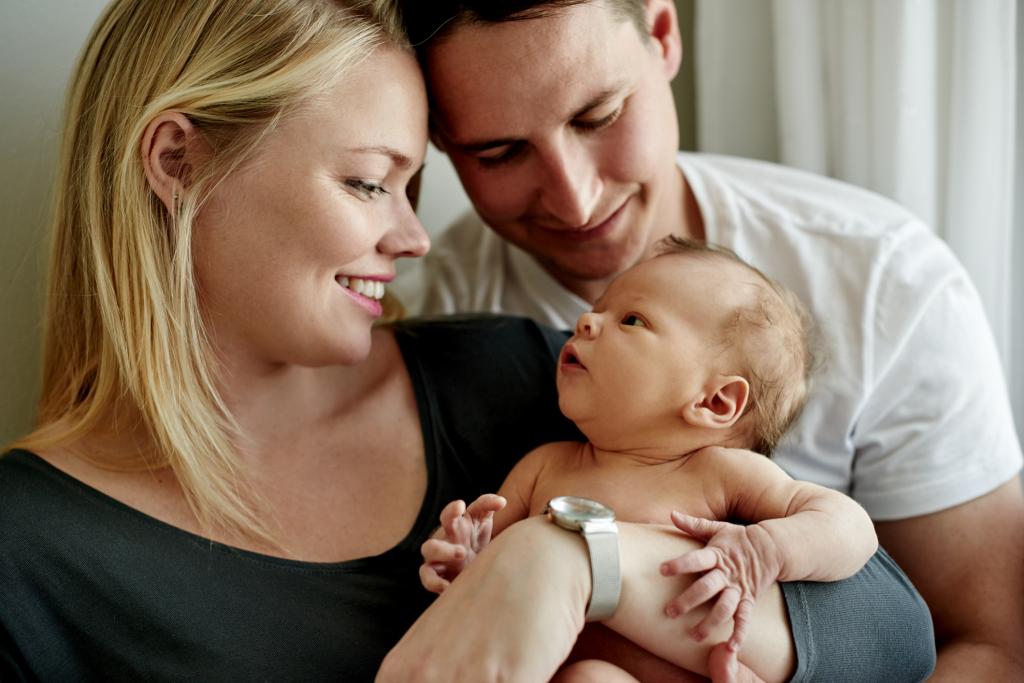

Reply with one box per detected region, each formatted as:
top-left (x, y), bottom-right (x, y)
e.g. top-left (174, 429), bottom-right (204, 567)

top-left (659, 511), bottom-right (784, 653)
top-left (418, 494), bottom-right (506, 594)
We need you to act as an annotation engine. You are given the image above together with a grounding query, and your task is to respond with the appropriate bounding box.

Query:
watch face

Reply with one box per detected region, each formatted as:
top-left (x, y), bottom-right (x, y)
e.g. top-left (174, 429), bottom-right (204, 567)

top-left (546, 496), bottom-right (615, 529)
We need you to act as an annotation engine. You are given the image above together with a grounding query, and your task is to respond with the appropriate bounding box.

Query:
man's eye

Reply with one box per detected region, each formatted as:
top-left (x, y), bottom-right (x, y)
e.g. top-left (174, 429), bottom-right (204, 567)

top-left (621, 314), bottom-right (647, 327)
top-left (574, 104), bottom-right (624, 132)
top-left (477, 142), bottom-right (525, 168)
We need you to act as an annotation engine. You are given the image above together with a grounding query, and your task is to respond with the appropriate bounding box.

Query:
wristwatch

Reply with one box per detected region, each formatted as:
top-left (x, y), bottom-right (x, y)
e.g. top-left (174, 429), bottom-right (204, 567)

top-left (544, 496), bottom-right (620, 622)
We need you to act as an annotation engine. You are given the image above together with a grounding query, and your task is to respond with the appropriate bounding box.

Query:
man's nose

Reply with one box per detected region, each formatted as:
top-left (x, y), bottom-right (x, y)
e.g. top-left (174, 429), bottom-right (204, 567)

top-left (575, 311), bottom-right (601, 338)
top-left (537, 136), bottom-right (602, 228)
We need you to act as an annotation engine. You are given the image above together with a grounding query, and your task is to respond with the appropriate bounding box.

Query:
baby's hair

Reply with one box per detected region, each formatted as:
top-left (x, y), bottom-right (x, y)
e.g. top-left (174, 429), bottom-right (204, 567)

top-left (655, 235), bottom-right (816, 456)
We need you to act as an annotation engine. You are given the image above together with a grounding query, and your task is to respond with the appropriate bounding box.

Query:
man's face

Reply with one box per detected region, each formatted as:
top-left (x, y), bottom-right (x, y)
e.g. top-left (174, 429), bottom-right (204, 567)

top-left (425, 1), bottom-right (684, 299)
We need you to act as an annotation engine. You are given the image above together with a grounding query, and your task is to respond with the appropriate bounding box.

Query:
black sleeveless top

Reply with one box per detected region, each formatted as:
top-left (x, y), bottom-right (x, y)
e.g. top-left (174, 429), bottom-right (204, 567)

top-left (0, 316), bottom-right (578, 682)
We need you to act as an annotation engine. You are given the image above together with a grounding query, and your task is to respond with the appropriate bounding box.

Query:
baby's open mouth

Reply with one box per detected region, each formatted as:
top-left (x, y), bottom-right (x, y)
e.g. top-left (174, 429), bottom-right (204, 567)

top-left (561, 344), bottom-right (586, 370)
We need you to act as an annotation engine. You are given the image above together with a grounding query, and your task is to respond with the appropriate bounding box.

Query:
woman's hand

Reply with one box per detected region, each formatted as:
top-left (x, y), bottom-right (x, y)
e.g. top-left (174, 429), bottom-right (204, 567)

top-left (660, 512), bottom-right (784, 652)
top-left (378, 516), bottom-right (590, 683)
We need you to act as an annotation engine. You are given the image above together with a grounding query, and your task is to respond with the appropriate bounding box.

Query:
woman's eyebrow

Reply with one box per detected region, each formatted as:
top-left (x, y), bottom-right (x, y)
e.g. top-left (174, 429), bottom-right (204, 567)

top-left (346, 145), bottom-right (414, 169)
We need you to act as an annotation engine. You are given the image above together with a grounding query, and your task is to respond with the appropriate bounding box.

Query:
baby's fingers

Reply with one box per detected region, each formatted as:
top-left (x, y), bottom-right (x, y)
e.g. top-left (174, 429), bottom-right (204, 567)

top-left (665, 568), bottom-right (728, 618)
top-left (439, 500), bottom-right (468, 539)
top-left (671, 511), bottom-right (729, 541)
top-left (689, 586), bottom-right (741, 643)
top-left (420, 537), bottom-right (466, 566)
top-left (660, 547), bottom-right (718, 576)
top-left (728, 598), bottom-right (755, 652)
top-left (465, 494), bottom-right (507, 518)
top-left (418, 562), bottom-right (451, 594)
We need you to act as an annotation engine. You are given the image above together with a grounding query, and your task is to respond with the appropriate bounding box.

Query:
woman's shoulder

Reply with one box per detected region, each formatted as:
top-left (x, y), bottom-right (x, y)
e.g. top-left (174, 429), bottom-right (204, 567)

top-left (0, 449), bottom-right (76, 550)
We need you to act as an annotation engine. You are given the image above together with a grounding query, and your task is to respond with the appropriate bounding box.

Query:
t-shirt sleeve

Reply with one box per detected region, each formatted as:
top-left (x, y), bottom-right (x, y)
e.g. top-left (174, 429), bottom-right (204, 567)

top-left (850, 230), bottom-right (1022, 519)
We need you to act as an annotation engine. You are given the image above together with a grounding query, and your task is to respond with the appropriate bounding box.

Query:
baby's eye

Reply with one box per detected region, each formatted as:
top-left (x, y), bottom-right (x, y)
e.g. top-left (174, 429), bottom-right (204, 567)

top-left (620, 314), bottom-right (647, 327)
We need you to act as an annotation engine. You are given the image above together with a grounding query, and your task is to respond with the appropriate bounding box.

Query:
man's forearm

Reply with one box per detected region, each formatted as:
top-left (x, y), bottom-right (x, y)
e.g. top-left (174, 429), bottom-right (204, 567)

top-left (933, 640), bottom-right (1024, 681)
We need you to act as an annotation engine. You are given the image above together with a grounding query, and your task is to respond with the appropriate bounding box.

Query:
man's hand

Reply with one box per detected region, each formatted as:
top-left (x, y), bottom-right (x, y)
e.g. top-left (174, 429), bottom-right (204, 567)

top-left (659, 512), bottom-right (783, 652)
top-left (419, 494), bottom-right (506, 593)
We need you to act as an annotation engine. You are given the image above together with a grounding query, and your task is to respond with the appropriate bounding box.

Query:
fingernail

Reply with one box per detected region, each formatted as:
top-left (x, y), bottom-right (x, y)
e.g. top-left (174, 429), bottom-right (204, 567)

top-left (665, 605), bottom-right (679, 618)
top-left (659, 562), bottom-right (672, 575)
top-left (691, 629), bottom-right (705, 642)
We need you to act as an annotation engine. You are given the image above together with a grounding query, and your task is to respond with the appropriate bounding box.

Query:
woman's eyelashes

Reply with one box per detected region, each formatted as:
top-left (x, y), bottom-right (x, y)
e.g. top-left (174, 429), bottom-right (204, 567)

top-left (345, 179), bottom-right (390, 200)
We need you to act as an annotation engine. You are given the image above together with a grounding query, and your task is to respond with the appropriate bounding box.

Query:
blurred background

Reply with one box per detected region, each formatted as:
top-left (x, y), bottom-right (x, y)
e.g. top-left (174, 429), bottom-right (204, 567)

top-left (2, 0), bottom-right (1021, 444)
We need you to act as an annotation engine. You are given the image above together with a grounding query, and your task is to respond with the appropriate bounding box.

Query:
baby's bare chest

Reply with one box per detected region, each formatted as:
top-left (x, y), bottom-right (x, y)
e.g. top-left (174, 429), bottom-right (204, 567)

top-left (527, 464), bottom-right (721, 525)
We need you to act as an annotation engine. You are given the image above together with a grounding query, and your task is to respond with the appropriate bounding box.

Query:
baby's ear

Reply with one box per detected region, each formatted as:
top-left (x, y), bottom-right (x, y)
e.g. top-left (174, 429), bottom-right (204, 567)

top-left (682, 376), bottom-right (749, 430)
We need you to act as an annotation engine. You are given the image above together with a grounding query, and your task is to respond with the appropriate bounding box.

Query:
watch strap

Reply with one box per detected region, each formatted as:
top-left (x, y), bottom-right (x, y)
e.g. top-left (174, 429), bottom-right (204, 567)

top-left (581, 520), bottom-right (620, 622)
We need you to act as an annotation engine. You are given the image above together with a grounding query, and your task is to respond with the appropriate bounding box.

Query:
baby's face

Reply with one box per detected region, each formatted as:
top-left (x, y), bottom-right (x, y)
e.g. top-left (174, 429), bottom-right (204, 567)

top-left (557, 254), bottom-right (753, 439)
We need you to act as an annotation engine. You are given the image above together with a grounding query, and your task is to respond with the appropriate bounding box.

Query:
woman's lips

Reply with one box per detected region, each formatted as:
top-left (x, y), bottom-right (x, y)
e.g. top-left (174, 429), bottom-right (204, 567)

top-left (335, 274), bottom-right (387, 317)
top-left (337, 278), bottom-right (383, 317)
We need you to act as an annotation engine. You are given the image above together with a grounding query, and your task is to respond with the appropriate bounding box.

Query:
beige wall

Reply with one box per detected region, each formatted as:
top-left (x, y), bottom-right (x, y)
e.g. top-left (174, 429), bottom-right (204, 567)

top-left (0, 0), bottom-right (111, 445)
top-left (0, 1), bottom-right (699, 446)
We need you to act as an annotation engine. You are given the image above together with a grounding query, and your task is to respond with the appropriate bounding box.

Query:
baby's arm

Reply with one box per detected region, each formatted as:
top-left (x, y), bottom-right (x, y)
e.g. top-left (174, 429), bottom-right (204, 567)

top-left (419, 444), bottom-right (553, 593)
top-left (662, 447), bottom-right (878, 648)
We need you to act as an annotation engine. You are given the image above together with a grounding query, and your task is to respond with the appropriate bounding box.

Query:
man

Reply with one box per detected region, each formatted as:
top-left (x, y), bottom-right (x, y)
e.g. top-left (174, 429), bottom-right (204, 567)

top-left (393, 0), bottom-right (1024, 680)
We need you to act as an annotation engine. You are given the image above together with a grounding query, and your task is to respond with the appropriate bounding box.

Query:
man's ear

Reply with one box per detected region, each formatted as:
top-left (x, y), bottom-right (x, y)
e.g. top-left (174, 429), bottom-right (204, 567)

top-left (682, 376), bottom-right (750, 430)
top-left (644, 0), bottom-right (682, 81)
top-left (140, 111), bottom-right (201, 214)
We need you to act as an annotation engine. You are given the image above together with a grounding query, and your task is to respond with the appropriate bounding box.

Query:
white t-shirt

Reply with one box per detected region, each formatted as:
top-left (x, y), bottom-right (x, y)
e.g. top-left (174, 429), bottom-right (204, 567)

top-left (393, 152), bottom-right (1023, 520)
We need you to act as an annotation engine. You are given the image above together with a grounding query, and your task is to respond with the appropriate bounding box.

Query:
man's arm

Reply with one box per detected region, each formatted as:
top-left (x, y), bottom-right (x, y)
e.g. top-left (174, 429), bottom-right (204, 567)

top-left (875, 477), bottom-right (1024, 681)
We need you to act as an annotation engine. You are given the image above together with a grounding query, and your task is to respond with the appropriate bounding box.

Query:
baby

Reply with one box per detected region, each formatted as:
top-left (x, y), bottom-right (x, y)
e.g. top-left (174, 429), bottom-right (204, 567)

top-left (420, 236), bottom-right (877, 682)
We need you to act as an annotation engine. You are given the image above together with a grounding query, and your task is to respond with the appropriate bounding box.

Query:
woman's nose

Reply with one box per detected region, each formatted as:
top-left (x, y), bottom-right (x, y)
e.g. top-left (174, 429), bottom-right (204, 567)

top-left (380, 207), bottom-right (431, 259)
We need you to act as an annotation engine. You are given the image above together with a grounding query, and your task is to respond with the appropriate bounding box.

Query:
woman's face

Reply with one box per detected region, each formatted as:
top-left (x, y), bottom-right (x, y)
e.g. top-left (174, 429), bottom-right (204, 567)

top-left (194, 47), bottom-right (429, 369)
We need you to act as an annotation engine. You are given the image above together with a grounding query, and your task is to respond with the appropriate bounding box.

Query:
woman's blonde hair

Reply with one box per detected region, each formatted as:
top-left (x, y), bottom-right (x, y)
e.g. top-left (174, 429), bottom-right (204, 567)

top-left (13, 0), bottom-right (408, 546)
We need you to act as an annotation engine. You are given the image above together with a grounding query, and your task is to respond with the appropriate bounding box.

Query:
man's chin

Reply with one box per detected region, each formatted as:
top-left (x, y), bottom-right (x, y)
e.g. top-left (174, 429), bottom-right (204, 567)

top-left (544, 254), bottom-right (636, 286)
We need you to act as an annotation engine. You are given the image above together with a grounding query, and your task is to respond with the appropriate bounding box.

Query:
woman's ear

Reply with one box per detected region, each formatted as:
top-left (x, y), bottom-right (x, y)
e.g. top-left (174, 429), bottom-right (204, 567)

top-left (644, 0), bottom-right (682, 81)
top-left (140, 111), bottom-right (201, 214)
top-left (682, 376), bottom-right (750, 431)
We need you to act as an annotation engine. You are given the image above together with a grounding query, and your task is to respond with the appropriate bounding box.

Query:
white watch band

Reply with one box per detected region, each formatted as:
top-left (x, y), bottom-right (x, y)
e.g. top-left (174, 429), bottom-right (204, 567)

top-left (580, 519), bottom-right (620, 622)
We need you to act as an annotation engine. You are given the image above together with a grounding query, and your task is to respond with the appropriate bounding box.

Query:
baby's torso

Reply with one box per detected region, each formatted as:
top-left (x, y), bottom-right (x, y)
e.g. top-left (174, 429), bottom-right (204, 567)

top-left (525, 443), bottom-right (724, 525)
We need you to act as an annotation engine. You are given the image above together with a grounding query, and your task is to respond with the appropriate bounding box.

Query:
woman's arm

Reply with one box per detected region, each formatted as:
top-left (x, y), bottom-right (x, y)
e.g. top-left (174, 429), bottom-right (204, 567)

top-left (379, 517), bottom-right (787, 682)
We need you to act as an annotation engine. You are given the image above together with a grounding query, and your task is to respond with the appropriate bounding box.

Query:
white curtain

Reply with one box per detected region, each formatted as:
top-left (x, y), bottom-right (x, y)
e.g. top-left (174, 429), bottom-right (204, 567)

top-left (694, 0), bottom-right (1021, 432)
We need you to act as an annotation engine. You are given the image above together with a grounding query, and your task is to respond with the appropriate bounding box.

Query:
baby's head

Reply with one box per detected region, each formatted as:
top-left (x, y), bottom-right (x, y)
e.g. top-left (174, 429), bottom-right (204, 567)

top-left (656, 236), bottom-right (814, 454)
top-left (558, 235), bottom-right (814, 456)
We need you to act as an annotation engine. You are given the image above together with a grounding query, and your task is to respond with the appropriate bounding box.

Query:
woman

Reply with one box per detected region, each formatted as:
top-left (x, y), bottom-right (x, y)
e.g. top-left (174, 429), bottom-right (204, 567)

top-left (1, 1), bottom-right (932, 681)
